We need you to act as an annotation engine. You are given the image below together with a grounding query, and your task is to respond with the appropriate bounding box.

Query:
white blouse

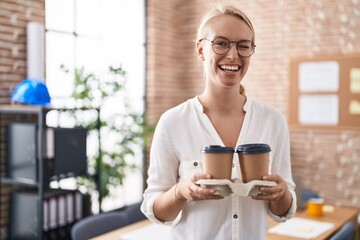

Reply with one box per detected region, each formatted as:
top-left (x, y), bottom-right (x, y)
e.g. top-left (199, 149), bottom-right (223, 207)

top-left (141, 96), bottom-right (297, 240)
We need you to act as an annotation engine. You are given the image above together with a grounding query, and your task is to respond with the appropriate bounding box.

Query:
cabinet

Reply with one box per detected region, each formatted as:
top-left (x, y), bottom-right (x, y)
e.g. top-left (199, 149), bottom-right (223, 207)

top-left (0, 105), bottom-right (94, 240)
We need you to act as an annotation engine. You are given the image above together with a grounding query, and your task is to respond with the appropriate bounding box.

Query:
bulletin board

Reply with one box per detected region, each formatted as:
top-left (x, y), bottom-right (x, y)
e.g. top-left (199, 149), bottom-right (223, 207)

top-left (289, 54), bottom-right (360, 129)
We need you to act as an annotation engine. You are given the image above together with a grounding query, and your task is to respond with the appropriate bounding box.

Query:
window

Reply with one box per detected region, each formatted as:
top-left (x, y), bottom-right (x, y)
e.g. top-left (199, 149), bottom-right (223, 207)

top-left (45, 0), bottom-right (145, 212)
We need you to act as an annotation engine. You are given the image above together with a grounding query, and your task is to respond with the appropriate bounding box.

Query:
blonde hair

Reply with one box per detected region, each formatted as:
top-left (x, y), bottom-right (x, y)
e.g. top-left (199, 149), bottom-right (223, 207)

top-left (195, 4), bottom-right (255, 44)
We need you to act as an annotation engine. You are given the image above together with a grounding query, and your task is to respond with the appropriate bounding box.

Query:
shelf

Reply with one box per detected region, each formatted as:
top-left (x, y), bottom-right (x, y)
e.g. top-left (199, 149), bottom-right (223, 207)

top-left (0, 104), bottom-right (99, 114)
top-left (0, 104), bottom-right (51, 114)
top-left (0, 177), bottom-right (38, 188)
top-left (0, 105), bottom-right (95, 240)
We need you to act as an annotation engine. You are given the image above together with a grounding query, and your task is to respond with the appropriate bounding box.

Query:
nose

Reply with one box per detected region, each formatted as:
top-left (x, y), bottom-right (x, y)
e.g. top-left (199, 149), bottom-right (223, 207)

top-left (226, 43), bottom-right (238, 59)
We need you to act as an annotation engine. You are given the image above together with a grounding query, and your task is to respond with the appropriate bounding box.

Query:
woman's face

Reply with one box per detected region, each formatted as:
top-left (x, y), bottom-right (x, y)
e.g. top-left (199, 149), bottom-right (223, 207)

top-left (197, 15), bottom-right (254, 90)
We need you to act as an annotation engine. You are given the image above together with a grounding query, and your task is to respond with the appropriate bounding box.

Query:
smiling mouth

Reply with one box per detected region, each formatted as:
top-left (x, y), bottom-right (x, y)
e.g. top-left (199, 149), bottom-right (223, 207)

top-left (219, 65), bottom-right (240, 71)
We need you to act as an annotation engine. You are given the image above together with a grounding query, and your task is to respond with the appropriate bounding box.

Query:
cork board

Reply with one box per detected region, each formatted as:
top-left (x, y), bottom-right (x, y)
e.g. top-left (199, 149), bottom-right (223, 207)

top-left (289, 54), bottom-right (360, 129)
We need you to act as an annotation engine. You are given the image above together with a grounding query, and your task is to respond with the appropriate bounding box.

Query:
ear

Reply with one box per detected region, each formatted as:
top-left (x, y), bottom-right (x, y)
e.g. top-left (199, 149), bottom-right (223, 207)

top-left (197, 42), bottom-right (205, 61)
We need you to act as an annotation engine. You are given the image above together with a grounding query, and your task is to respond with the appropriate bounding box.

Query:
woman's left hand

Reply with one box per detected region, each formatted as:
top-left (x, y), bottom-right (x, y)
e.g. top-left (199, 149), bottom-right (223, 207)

top-left (251, 174), bottom-right (289, 202)
top-left (252, 174), bottom-right (293, 216)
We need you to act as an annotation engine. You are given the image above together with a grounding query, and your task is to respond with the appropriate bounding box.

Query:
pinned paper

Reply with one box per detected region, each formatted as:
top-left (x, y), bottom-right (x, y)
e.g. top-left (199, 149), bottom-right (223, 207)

top-left (299, 95), bottom-right (339, 125)
top-left (349, 100), bottom-right (360, 115)
top-left (350, 68), bottom-right (360, 93)
top-left (299, 61), bottom-right (339, 92)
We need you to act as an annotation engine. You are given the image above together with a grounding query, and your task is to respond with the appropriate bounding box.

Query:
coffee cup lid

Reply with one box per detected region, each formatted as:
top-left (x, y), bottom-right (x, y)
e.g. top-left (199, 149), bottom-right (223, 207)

top-left (201, 145), bottom-right (234, 153)
top-left (236, 143), bottom-right (271, 154)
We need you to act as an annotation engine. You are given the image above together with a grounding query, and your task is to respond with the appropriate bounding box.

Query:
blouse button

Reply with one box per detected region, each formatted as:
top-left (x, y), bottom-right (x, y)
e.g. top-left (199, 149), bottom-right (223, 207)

top-left (232, 163), bottom-right (235, 168)
top-left (233, 214), bottom-right (238, 219)
top-left (193, 162), bottom-right (198, 167)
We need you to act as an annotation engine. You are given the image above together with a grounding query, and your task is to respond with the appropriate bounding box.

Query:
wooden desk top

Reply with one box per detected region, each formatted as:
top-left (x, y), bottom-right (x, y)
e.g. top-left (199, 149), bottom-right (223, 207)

top-left (90, 220), bottom-right (153, 240)
top-left (268, 206), bottom-right (359, 240)
top-left (91, 206), bottom-right (359, 240)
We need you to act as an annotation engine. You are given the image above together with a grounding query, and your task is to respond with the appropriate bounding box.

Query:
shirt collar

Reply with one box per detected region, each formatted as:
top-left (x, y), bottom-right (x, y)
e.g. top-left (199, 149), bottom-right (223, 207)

top-left (194, 95), bottom-right (251, 113)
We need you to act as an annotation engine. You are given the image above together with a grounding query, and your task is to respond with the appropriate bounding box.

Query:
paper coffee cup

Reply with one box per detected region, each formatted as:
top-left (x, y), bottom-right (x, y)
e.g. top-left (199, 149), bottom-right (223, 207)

top-left (201, 145), bottom-right (234, 179)
top-left (236, 143), bottom-right (271, 183)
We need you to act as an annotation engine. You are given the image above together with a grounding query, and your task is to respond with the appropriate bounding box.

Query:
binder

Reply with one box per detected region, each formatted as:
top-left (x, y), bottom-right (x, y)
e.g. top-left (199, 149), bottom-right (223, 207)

top-left (9, 189), bottom-right (88, 240)
top-left (43, 199), bottom-right (49, 232)
top-left (66, 193), bottom-right (74, 223)
top-left (75, 191), bottom-right (83, 220)
top-left (58, 195), bottom-right (66, 227)
top-left (7, 122), bottom-right (37, 182)
top-left (49, 197), bottom-right (57, 229)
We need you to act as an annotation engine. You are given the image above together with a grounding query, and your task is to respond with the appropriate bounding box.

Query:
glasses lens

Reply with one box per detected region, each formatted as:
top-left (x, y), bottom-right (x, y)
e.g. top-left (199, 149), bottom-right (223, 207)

top-left (212, 37), bottom-right (230, 55)
top-left (237, 40), bottom-right (254, 57)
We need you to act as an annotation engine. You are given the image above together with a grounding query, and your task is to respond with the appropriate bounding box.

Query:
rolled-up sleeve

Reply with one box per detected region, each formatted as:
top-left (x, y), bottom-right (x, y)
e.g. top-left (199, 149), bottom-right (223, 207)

top-left (267, 189), bottom-right (297, 222)
top-left (141, 115), bottom-right (180, 224)
top-left (267, 114), bottom-right (297, 222)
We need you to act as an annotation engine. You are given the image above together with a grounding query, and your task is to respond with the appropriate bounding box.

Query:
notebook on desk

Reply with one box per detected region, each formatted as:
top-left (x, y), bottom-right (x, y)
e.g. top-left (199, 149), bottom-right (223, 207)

top-left (268, 217), bottom-right (334, 239)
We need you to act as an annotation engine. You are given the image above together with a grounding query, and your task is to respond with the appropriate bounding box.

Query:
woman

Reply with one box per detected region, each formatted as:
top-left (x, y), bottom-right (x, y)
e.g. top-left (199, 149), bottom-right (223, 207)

top-left (141, 4), bottom-right (296, 240)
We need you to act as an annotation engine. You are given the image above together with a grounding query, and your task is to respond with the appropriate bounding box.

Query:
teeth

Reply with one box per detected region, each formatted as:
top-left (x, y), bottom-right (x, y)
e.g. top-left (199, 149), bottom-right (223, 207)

top-left (220, 65), bottom-right (239, 71)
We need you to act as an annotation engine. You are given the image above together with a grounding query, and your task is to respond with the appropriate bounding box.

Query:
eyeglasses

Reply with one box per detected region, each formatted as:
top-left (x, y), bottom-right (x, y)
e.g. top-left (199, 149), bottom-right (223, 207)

top-left (199, 37), bottom-right (256, 57)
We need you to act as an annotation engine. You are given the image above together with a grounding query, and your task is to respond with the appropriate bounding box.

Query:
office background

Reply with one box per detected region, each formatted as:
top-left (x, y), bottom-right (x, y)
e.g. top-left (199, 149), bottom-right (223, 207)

top-left (0, 0), bottom-right (359, 239)
top-left (145, 0), bottom-right (360, 208)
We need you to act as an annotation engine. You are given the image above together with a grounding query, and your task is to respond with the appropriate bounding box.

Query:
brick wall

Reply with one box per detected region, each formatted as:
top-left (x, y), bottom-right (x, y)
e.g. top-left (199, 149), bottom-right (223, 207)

top-left (0, 0), bottom-right (45, 238)
top-left (0, 0), bottom-right (45, 104)
top-left (146, 0), bottom-right (201, 123)
top-left (146, 0), bottom-right (360, 208)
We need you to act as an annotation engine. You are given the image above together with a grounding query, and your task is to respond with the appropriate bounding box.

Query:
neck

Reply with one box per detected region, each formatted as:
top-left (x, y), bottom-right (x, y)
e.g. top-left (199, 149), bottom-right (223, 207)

top-left (198, 89), bottom-right (246, 114)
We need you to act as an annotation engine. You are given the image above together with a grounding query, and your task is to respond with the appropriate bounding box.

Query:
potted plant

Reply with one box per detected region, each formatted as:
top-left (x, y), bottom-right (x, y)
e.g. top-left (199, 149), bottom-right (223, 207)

top-left (60, 65), bottom-right (154, 211)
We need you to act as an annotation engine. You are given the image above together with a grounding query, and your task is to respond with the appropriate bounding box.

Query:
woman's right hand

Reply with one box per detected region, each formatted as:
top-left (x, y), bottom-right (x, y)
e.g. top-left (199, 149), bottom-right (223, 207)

top-left (176, 173), bottom-right (224, 201)
top-left (154, 173), bottom-right (223, 221)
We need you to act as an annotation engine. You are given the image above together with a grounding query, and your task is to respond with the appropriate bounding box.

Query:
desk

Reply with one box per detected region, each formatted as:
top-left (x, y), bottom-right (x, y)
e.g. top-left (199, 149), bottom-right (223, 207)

top-left (92, 206), bottom-right (359, 240)
top-left (89, 220), bottom-right (167, 240)
top-left (268, 206), bottom-right (359, 240)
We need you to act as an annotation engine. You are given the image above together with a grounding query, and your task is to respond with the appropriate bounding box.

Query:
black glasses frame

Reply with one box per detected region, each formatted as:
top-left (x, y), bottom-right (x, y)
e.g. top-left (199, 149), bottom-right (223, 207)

top-left (199, 37), bottom-right (256, 58)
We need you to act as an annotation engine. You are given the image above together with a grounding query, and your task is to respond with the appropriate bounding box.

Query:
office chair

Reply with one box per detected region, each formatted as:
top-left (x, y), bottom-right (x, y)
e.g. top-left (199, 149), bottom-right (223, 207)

top-left (125, 201), bottom-right (146, 224)
top-left (300, 188), bottom-right (320, 209)
top-left (71, 211), bottom-right (128, 240)
top-left (329, 221), bottom-right (355, 240)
